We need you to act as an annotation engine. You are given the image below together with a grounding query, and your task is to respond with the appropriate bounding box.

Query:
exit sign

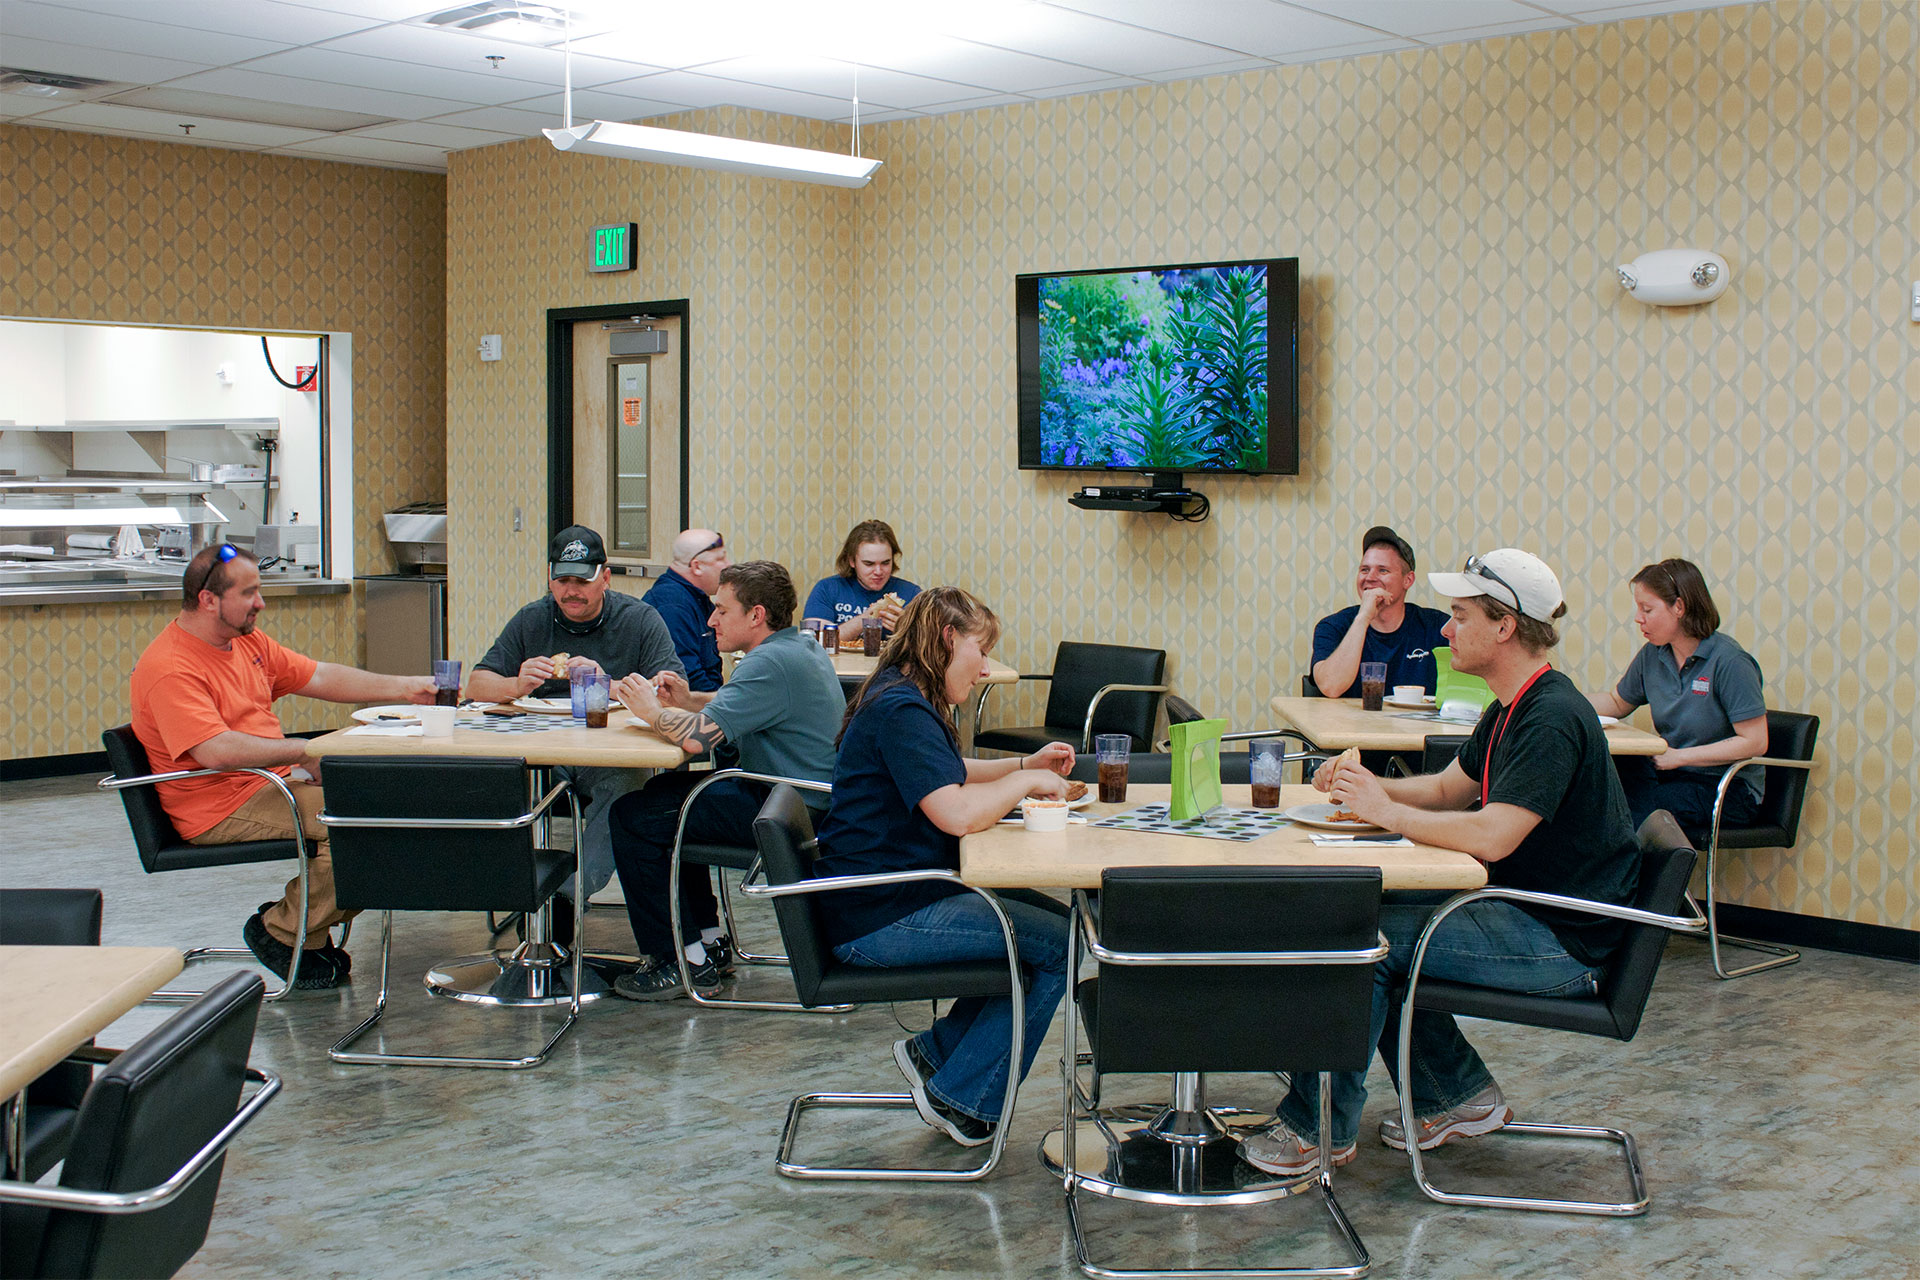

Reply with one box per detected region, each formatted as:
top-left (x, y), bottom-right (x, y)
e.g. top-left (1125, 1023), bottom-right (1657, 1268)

top-left (588, 222), bottom-right (637, 273)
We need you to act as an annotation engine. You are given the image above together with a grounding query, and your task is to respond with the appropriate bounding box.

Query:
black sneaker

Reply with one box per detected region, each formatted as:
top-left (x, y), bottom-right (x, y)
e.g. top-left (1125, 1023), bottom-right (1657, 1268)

top-left (243, 911), bottom-right (347, 990)
top-left (705, 935), bottom-right (736, 976)
top-left (611, 955), bottom-right (720, 1001)
top-left (893, 1038), bottom-right (995, 1147)
top-left (255, 901), bottom-right (352, 977)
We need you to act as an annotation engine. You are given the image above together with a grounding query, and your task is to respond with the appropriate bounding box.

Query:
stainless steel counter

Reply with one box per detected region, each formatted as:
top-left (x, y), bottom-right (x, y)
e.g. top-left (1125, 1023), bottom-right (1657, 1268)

top-left (0, 558), bottom-right (349, 607)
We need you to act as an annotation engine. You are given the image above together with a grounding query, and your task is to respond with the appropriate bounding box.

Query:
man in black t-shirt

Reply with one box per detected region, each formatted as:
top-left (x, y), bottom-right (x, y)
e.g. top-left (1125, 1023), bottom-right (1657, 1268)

top-left (1244, 547), bottom-right (1643, 1179)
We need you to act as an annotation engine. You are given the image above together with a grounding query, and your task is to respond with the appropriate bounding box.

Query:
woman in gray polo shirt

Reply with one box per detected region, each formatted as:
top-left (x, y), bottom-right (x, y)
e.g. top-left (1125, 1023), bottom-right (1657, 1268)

top-left (1591, 558), bottom-right (1768, 828)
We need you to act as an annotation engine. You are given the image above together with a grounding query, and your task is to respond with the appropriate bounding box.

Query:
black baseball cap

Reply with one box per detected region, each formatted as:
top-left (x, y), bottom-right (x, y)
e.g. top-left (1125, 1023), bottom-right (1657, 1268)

top-left (549, 525), bottom-right (606, 580)
top-left (1361, 525), bottom-right (1416, 572)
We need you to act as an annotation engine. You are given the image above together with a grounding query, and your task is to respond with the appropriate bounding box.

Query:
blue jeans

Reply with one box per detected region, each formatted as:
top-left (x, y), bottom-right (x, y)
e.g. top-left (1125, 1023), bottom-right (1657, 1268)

top-left (834, 892), bottom-right (1069, 1123)
top-left (1614, 756), bottom-right (1759, 831)
top-left (1279, 892), bottom-right (1602, 1147)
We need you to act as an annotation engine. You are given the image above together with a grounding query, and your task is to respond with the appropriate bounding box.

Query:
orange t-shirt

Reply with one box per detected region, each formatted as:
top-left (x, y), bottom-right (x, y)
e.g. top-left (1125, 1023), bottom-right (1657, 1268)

top-left (128, 621), bottom-right (319, 839)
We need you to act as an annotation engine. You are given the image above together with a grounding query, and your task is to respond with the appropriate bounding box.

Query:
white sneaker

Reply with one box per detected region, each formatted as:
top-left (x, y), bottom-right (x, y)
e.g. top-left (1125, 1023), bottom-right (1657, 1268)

top-left (1379, 1084), bottom-right (1512, 1151)
top-left (1239, 1122), bottom-right (1356, 1177)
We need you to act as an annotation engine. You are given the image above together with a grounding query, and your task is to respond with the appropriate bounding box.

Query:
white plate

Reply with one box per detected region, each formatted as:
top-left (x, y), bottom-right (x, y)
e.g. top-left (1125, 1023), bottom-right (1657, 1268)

top-left (514, 697), bottom-right (575, 714)
top-left (1597, 715), bottom-right (1620, 727)
top-left (351, 705), bottom-right (422, 724)
top-left (1283, 802), bottom-right (1386, 833)
top-left (1384, 695), bottom-right (1436, 710)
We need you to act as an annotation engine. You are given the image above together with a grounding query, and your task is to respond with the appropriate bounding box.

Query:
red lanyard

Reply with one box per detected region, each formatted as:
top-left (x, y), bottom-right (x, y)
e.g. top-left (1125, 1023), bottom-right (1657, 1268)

top-left (1482, 664), bottom-right (1552, 809)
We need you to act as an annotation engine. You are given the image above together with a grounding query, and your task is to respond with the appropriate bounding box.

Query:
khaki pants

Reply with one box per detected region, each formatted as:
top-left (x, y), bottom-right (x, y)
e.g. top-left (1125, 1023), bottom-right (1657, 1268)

top-left (190, 778), bottom-right (356, 949)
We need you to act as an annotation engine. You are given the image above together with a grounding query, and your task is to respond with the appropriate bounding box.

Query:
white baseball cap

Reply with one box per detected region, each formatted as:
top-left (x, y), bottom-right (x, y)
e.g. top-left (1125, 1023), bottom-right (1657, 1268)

top-left (1428, 549), bottom-right (1564, 620)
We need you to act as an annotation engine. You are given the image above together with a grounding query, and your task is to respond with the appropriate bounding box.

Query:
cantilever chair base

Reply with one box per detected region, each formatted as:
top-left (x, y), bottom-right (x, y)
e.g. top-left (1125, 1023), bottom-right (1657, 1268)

top-left (776, 1091), bottom-right (1006, 1182)
top-left (1406, 1119), bottom-right (1647, 1216)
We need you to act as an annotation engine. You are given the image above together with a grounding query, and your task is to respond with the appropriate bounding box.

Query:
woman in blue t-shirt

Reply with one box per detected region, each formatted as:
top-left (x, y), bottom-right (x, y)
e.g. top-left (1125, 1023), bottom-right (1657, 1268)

top-left (812, 587), bottom-right (1074, 1147)
top-left (1590, 558), bottom-right (1768, 828)
top-left (802, 519), bottom-right (923, 647)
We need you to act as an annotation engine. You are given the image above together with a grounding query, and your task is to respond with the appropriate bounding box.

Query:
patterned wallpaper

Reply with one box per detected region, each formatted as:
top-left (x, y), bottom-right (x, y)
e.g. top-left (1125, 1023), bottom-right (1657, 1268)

top-left (443, 3), bottom-right (1913, 931)
top-left (1, 127), bottom-right (446, 756)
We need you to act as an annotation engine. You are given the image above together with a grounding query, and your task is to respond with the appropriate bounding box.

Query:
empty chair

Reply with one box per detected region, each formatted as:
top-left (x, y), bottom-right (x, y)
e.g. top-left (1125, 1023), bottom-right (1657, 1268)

top-left (0, 972), bottom-right (278, 1280)
top-left (0, 889), bottom-right (103, 1181)
top-left (1396, 812), bottom-right (1704, 1214)
top-left (739, 785), bottom-right (1027, 1181)
top-left (1680, 710), bottom-right (1820, 979)
top-left (319, 756), bottom-right (584, 1069)
top-left (99, 726), bottom-right (322, 1000)
top-left (1053, 867), bottom-right (1385, 1278)
top-left (1431, 647), bottom-right (1495, 713)
top-left (1417, 734), bottom-right (1472, 776)
top-left (973, 641), bottom-right (1167, 754)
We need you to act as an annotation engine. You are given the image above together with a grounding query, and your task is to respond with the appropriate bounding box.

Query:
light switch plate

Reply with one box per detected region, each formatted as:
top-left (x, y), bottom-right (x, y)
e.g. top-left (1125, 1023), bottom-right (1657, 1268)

top-left (1911, 281), bottom-right (1919, 322)
top-left (479, 334), bottom-right (503, 361)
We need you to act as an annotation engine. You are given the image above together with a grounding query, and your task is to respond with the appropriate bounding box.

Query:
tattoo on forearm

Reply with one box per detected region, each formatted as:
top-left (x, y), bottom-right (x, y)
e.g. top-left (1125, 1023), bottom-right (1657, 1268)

top-left (654, 707), bottom-right (727, 755)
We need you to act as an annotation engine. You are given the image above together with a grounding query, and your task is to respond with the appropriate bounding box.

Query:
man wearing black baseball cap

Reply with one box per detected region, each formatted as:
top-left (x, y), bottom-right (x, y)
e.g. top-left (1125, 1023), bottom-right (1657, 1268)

top-left (468, 525), bottom-right (685, 908)
top-left (1309, 524), bottom-right (1451, 697)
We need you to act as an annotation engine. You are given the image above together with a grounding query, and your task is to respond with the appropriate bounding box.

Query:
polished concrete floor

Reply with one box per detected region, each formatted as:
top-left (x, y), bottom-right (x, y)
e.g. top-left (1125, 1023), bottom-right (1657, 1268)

top-left (4, 772), bottom-right (1916, 1279)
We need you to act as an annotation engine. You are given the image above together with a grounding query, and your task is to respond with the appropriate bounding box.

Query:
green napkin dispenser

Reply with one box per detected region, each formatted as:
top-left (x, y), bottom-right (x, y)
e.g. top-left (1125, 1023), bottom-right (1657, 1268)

top-left (1167, 717), bottom-right (1227, 822)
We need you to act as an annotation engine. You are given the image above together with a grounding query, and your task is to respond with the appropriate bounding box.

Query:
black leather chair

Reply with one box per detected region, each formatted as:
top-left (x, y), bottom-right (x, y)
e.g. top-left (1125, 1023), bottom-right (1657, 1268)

top-left (99, 725), bottom-right (320, 1001)
top-left (663, 769), bottom-right (851, 1014)
top-left (319, 757), bottom-right (584, 1069)
top-left (0, 890), bottom-right (102, 1181)
top-left (1152, 697), bottom-right (1328, 783)
top-left (1680, 710), bottom-right (1820, 979)
top-left (1054, 867), bottom-right (1385, 1279)
top-left (0, 972), bottom-right (277, 1280)
top-left (1300, 673), bottom-right (1324, 698)
top-left (1418, 734), bottom-right (1472, 776)
top-left (739, 785), bottom-right (1026, 1181)
top-left (1396, 812), bottom-right (1705, 1215)
top-left (973, 642), bottom-right (1168, 754)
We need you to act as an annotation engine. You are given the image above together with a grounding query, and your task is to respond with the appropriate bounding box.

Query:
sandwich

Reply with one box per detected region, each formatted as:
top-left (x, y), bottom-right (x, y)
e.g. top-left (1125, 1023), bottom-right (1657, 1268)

top-left (550, 652), bottom-right (571, 673)
top-left (1064, 779), bottom-right (1088, 802)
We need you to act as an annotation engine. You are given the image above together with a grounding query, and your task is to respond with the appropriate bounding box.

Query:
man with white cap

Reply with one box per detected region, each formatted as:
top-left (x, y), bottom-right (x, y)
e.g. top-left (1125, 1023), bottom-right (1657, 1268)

top-left (1243, 547), bottom-right (1643, 1177)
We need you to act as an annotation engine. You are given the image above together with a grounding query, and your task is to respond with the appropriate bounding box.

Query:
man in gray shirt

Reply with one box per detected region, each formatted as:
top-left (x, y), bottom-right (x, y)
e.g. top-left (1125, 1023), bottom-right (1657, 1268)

top-left (608, 559), bottom-right (842, 1000)
top-left (468, 525), bottom-right (684, 902)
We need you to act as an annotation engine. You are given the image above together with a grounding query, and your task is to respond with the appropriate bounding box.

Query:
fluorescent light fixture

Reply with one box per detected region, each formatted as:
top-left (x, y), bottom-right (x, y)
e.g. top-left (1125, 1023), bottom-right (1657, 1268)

top-left (0, 507), bottom-right (186, 528)
top-left (543, 119), bottom-right (880, 187)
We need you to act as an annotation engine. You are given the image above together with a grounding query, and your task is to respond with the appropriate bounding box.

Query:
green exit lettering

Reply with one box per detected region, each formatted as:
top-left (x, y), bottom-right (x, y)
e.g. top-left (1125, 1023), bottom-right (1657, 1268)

top-left (588, 222), bottom-right (636, 273)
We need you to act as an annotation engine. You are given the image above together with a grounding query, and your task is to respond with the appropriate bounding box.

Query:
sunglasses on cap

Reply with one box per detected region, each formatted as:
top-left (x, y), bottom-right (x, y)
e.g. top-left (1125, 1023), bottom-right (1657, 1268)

top-left (1463, 553), bottom-right (1526, 619)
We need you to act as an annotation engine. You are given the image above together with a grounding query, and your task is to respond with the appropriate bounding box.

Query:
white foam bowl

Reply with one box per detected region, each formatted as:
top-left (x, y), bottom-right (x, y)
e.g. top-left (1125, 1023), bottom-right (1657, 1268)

top-left (1022, 801), bottom-right (1070, 832)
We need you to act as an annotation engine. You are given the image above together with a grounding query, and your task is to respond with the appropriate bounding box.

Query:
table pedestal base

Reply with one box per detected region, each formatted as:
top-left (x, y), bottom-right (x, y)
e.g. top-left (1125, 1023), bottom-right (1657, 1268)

top-left (1041, 1104), bottom-right (1309, 1206)
top-left (426, 942), bottom-right (628, 1006)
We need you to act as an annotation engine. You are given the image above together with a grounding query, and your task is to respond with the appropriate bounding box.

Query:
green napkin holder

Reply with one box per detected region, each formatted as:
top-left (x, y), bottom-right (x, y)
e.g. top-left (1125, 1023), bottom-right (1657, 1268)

top-left (1167, 717), bottom-right (1227, 822)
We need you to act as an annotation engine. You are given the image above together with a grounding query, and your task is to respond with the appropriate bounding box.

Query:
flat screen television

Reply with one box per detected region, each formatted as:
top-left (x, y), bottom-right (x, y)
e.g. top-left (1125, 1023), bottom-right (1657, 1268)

top-left (1016, 256), bottom-right (1299, 476)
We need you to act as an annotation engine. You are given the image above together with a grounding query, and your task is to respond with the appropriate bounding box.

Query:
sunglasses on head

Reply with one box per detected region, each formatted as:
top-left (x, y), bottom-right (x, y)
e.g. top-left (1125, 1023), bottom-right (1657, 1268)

top-left (1463, 553), bottom-right (1526, 619)
top-left (185, 544), bottom-right (242, 599)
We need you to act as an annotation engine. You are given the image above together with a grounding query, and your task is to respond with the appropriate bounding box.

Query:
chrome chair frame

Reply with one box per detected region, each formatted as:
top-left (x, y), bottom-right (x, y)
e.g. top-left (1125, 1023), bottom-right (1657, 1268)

top-left (0, 1063), bottom-right (278, 1218)
top-left (97, 764), bottom-right (317, 1002)
top-left (737, 864), bottom-right (1024, 1181)
top-left (973, 677), bottom-right (1172, 753)
top-left (1396, 885), bottom-right (1707, 1215)
top-left (1697, 754), bottom-right (1815, 979)
top-left (666, 769), bottom-right (852, 1012)
top-left (1061, 890), bottom-right (1385, 1279)
top-left (321, 781), bottom-right (586, 1069)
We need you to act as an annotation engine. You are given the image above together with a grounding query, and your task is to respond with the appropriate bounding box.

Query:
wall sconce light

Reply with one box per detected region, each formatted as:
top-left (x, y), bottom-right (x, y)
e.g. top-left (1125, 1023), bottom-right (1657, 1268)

top-left (1616, 249), bottom-right (1730, 306)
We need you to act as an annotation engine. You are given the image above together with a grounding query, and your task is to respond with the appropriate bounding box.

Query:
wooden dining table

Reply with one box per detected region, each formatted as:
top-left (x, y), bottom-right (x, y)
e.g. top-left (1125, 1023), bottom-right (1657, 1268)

top-left (1268, 695), bottom-right (1669, 757)
top-left (304, 706), bottom-right (685, 768)
top-left (1, 945), bottom-right (183, 1100)
top-left (831, 651), bottom-right (1020, 686)
top-left (960, 783), bottom-right (1486, 892)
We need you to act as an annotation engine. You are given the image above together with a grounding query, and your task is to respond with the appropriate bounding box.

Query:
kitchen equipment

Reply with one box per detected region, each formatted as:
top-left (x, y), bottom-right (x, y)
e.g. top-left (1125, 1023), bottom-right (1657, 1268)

top-left (255, 522), bottom-right (319, 562)
top-left (382, 501), bottom-right (447, 570)
top-left (360, 572), bottom-right (446, 675)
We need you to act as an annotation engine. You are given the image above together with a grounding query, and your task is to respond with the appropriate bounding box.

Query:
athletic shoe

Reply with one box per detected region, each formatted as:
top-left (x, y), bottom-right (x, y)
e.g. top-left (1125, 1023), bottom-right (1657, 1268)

top-left (1239, 1122), bottom-right (1356, 1177)
top-left (611, 954), bottom-right (720, 1001)
top-left (1379, 1084), bottom-right (1513, 1151)
top-left (243, 911), bottom-right (347, 989)
top-left (893, 1038), bottom-right (996, 1147)
top-left (705, 935), bottom-right (736, 976)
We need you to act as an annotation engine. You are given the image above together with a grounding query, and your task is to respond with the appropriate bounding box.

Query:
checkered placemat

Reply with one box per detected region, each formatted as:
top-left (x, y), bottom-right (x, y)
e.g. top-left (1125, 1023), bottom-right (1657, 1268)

top-left (1089, 803), bottom-right (1292, 843)
top-left (458, 712), bottom-right (575, 735)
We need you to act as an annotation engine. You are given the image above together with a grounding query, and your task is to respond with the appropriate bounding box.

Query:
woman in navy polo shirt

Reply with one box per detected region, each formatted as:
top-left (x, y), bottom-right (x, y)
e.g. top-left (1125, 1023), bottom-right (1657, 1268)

top-left (812, 587), bottom-right (1074, 1147)
top-left (1591, 558), bottom-right (1768, 828)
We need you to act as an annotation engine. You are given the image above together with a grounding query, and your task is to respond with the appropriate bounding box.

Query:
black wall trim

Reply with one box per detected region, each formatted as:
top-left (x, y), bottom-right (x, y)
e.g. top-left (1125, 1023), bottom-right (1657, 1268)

top-left (1714, 902), bottom-right (1918, 965)
top-left (3, 731), bottom-right (333, 784)
top-left (544, 299), bottom-right (692, 544)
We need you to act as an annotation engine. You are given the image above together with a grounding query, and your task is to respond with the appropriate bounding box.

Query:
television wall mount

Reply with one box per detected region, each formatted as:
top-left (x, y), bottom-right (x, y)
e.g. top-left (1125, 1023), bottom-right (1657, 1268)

top-left (1068, 472), bottom-right (1210, 521)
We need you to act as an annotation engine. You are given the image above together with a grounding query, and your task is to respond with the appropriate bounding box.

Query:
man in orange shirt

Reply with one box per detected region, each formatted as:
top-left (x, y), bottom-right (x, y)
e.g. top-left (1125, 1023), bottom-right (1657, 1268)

top-left (130, 543), bottom-right (435, 989)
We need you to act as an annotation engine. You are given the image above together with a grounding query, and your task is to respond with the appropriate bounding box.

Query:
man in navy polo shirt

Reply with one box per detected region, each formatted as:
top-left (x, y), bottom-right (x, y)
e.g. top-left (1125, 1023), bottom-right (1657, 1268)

top-left (643, 529), bottom-right (728, 693)
top-left (1310, 525), bottom-right (1451, 697)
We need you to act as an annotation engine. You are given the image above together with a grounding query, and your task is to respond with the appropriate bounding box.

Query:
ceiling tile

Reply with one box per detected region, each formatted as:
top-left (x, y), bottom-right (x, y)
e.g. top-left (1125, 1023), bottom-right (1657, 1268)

top-left (0, 92), bottom-right (64, 119)
top-left (241, 47), bottom-right (535, 105)
top-left (1282, 0), bottom-right (1549, 39)
top-left (958, 6), bottom-right (1234, 75)
top-left (0, 0), bottom-right (293, 63)
top-left (353, 119), bottom-right (520, 149)
top-left (563, 25), bottom-right (750, 71)
top-left (1043, 0), bottom-right (1380, 59)
top-left (0, 34), bottom-right (215, 85)
top-left (421, 102), bottom-right (569, 133)
top-left (12, 114), bottom-right (270, 155)
top-left (913, 91), bottom-right (1037, 114)
top-left (587, 69), bottom-right (864, 115)
top-left (1129, 57), bottom-right (1276, 84)
top-left (500, 88), bottom-right (685, 123)
top-left (169, 66), bottom-right (477, 119)
top-left (697, 56), bottom-right (987, 110)
top-left (315, 23), bottom-right (661, 89)
top-left (30, 0), bottom-right (386, 44)
top-left (1539, 1), bottom-right (1729, 20)
top-left (271, 0), bottom-right (448, 18)
top-left (28, 100), bottom-right (329, 146)
top-left (1421, 16), bottom-right (1576, 43)
top-left (277, 132), bottom-right (449, 167)
top-left (1269, 36), bottom-right (1419, 64)
top-left (876, 36), bottom-right (1114, 92)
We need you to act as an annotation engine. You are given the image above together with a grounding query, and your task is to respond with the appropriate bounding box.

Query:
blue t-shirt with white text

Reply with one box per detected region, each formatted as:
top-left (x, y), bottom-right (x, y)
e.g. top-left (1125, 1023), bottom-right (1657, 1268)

top-left (802, 575), bottom-right (922, 628)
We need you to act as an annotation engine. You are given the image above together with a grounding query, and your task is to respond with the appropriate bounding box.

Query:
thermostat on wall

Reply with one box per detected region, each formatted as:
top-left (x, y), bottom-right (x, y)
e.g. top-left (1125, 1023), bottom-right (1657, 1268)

top-left (478, 334), bottom-right (502, 361)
